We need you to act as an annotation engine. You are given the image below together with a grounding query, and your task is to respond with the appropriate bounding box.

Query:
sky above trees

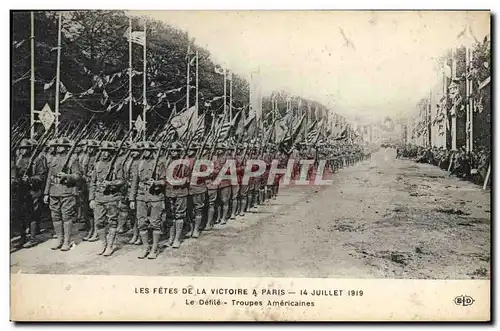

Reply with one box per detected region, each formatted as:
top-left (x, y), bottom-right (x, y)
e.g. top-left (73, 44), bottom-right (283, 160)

top-left (139, 10), bottom-right (490, 122)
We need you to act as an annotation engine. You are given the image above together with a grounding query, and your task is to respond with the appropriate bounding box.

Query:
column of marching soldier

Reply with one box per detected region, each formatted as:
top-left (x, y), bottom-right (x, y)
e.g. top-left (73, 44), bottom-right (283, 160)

top-left (11, 136), bottom-right (371, 260)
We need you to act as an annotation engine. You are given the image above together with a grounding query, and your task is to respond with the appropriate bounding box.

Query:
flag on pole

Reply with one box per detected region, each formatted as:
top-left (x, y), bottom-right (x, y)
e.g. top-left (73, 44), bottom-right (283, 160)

top-left (124, 27), bottom-right (145, 46)
top-left (171, 106), bottom-right (196, 138)
top-left (214, 65), bottom-right (225, 75)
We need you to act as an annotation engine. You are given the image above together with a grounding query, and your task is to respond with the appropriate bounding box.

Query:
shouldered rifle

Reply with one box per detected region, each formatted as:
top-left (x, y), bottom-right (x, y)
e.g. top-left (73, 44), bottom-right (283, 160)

top-left (25, 123), bottom-right (55, 177)
top-left (61, 115), bottom-right (96, 174)
top-left (102, 127), bottom-right (134, 195)
top-left (104, 127), bottom-right (135, 182)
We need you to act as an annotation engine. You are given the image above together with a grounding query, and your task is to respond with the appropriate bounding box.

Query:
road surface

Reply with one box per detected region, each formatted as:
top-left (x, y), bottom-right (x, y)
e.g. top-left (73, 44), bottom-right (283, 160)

top-left (11, 148), bottom-right (491, 279)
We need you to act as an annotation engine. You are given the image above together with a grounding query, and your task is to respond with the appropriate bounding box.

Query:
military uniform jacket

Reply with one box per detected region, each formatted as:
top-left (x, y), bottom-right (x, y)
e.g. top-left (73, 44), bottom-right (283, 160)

top-left (89, 159), bottom-right (126, 203)
top-left (44, 154), bottom-right (81, 197)
top-left (165, 157), bottom-right (191, 198)
top-left (129, 158), bottom-right (167, 202)
top-left (122, 157), bottom-right (140, 200)
top-left (188, 157), bottom-right (207, 195)
top-left (216, 155), bottom-right (232, 188)
top-left (206, 155), bottom-right (220, 190)
top-left (80, 152), bottom-right (98, 183)
top-left (15, 154), bottom-right (48, 198)
top-left (235, 155), bottom-right (245, 185)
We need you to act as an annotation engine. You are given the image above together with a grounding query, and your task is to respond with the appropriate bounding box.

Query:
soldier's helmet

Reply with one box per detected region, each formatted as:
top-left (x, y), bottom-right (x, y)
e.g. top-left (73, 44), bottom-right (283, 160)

top-left (18, 138), bottom-right (34, 149)
top-left (100, 141), bottom-right (116, 151)
top-left (87, 139), bottom-right (100, 149)
top-left (141, 141), bottom-right (157, 150)
top-left (56, 137), bottom-right (73, 147)
top-left (169, 142), bottom-right (184, 151)
top-left (121, 141), bottom-right (131, 150)
top-left (189, 142), bottom-right (200, 151)
top-left (129, 142), bottom-right (142, 151)
top-left (216, 142), bottom-right (227, 150)
top-left (47, 138), bottom-right (57, 149)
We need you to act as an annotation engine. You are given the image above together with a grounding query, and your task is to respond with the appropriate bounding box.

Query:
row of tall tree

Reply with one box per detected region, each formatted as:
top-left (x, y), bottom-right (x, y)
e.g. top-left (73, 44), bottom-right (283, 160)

top-left (11, 10), bottom-right (341, 136)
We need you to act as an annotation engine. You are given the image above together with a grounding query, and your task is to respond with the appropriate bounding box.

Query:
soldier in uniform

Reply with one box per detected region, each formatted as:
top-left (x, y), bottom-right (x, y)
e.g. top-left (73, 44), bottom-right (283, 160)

top-left (186, 143), bottom-right (207, 238)
top-left (248, 143), bottom-right (259, 209)
top-left (43, 137), bottom-right (82, 251)
top-left (164, 142), bottom-right (190, 249)
top-left (116, 141), bottom-right (131, 234)
top-left (81, 139), bottom-right (100, 241)
top-left (231, 143), bottom-right (245, 219)
top-left (263, 144), bottom-right (273, 201)
top-left (123, 142), bottom-right (143, 245)
top-left (88, 141), bottom-right (126, 256)
top-left (237, 143), bottom-right (249, 216)
top-left (129, 141), bottom-right (167, 259)
top-left (205, 143), bottom-right (219, 230)
top-left (75, 140), bottom-right (87, 230)
top-left (217, 143), bottom-right (232, 224)
top-left (14, 138), bottom-right (48, 248)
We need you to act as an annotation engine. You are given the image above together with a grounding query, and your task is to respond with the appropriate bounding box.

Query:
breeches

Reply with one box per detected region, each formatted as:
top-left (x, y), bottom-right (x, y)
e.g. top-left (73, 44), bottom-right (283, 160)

top-left (137, 200), bottom-right (165, 231)
top-left (219, 186), bottom-right (231, 204)
top-left (239, 185), bottom-right (249, 197)
top-left (167, 196), bottom-right (187, 221)
top-left (94, 201), bottom-right (119, 229)
top-left (49, 195), bottom-right (77, 224)
top-left (190, 193), bottom-right (206, 212)
top-left (231, 185), bottom-right (240, 200)
top-left (207, 189), bottom-right (218, 207)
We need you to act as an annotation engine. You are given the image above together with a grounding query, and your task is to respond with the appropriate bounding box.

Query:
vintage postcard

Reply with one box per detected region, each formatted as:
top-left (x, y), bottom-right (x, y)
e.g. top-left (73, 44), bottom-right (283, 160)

top-left (10, 9), bottom-right (491, 321)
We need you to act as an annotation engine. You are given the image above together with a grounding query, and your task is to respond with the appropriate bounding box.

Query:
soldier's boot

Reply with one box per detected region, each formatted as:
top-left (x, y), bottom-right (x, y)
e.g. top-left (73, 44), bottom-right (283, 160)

top-left (97, 228), bottom-right (107, 255)
top-left (133, 235), bottom-right (142, 245)
top-left (220, 203), bottom-right (229, 225)
top-left (83, 219), bottom-right (94, 241)
top-left (23, 221), bottom-right (39, 248)
top-left (60, 221), bottom-right (73, 251)
top-left (230, 200), bottom-right (238, 220)
top-left (166, 224), bottom-right (175, 246)
top-left (103, 228), bottom-right (117, 257)
top-left (128, 222), bottom-right (139, 244)
top-left (137, 231), bottom-right (150, 259)
top-left (206, 206), bottom-right (215, 230)
top-left (192, 212), bottom-right (202, 238)
top-left (117, 212), bottom-right (128, 234)
top-left (235, 198), bottom-right (241, 216)
top-left (51, 221), bottom-right (64, 250)
top-left (239, 196), bottom-right (247, 216)
top-left (172, 220), bottom-right (184, 249)
top-left (185, 218), bottom-right (194, 238)
top-left (147, 230), bottom-right (162, 259)
top-left (87, 221), bottom-right (99, 242)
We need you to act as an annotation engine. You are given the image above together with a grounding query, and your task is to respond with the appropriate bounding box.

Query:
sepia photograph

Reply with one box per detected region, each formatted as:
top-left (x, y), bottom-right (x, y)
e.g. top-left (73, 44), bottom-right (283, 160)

top-left (9, 9), bottom-right (491, 321)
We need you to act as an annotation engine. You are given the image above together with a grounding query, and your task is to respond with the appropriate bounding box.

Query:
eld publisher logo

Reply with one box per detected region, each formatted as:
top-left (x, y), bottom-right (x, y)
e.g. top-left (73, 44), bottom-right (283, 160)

top-left (454, 295), bottom-right (475, 306)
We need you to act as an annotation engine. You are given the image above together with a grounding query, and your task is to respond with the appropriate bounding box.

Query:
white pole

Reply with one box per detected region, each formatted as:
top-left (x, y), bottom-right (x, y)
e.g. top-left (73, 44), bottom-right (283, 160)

top-left (229, 71), bottom-right (233, 121)
top-left (186, 43), bottom-right (190, 112)
top-left (54, 12), bottom-right (62, 136)
top-left (483, 164), bottom-right (490, 190)
top-left (142, 20), bottom-right (147, 136)
top-left (30, 11), bottom-right (35, 139)
top-left (128, 18), bottom-right (132, 132)
top-left (195, 49), bottom-right (199, 114)
top-left (469, 47), bottom-right (474, 152)
top-left (465, 45), bottom-right (470, 152)
top-left (223, 68), bottom-right (227, 120)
